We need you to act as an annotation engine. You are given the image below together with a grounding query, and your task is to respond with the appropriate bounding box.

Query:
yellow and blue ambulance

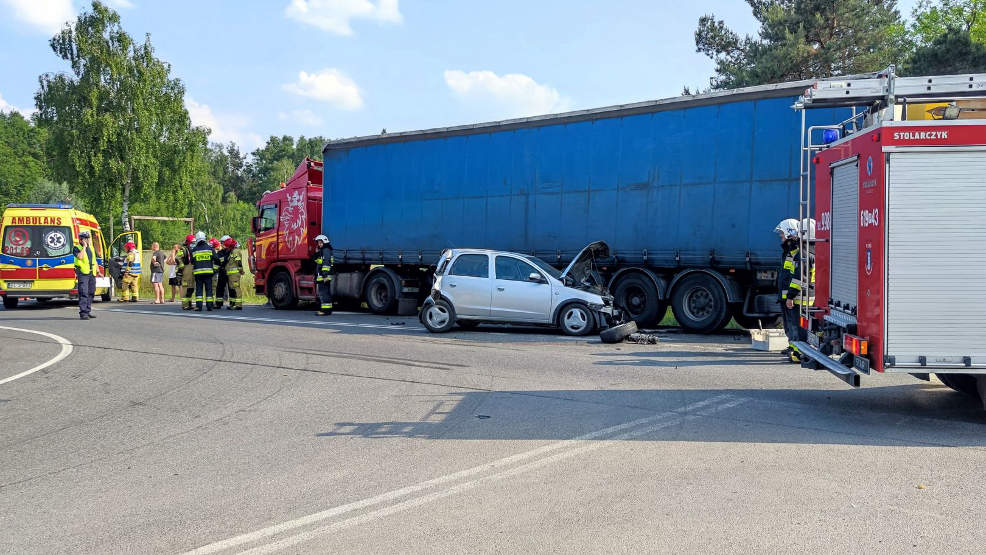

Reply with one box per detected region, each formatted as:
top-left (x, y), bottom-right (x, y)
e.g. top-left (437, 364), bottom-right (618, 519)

top-left (0, 204), bottom-right (138, 309)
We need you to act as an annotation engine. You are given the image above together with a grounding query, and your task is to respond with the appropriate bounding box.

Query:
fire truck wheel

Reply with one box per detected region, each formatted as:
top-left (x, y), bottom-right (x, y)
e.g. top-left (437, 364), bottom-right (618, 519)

top-left (2, 295), bottom-right (18, 309)
top-left (936, 373), bottom-right (981, 398)
top-left (670, 273), bottom-right (730, 333)
top-left (269, 271), bottom-right (298, 309)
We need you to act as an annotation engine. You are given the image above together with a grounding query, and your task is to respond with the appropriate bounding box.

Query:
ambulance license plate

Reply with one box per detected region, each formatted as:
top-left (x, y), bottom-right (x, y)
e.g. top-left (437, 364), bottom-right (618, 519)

top-left (7, 281), bottom-right (32, 289)
top-left (95, 277), bottom-right (111, 288)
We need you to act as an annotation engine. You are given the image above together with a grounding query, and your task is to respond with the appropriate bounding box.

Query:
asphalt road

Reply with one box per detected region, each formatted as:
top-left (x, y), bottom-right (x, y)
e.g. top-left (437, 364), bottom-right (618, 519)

top-left (1, 300), bottom-right (984, 554)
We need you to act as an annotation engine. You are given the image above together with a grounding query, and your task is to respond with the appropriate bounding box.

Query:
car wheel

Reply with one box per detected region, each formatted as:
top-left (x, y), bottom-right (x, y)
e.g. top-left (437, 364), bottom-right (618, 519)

top-left (269, 271), bottom-right (297, 309)
top-left (612, 274), bottom-right (666, 328)
top-left (671, 273), bottom-right (730, 333)
top-left (600, 320), bottom-right (638, 344)
top-left (422, 300), bottom-right (456, 333)
top-left (2, 295), bottom-right (18, 309)
top-left (457, 320), bottom-right (480, 329)
top-left (936, 373), bottom-right (980, 398)
top-left (558, 302), bottom-right (595, 336)
top-left (365, 273), bottom-right (397, 314)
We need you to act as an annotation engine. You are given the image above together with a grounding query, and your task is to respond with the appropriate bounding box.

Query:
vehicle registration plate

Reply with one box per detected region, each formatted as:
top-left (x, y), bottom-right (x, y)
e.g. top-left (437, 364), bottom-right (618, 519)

top-left (854, 355), bottom-right (871, 374)
top-left (95, 277), bottom-right (111, 288)
top-left (756, 270), bottom-right (777, 281)
top-left (6, 281), bottom-right (32, 289)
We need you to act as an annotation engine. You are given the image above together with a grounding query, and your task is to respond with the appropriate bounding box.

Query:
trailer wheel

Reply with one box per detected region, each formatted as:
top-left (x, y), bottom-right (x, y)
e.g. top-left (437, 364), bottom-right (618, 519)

top-left (671, 273), bottom-right (730, 333)
top-left (936, 373), bottom-right (981, 398)
top-left (365, 273), bottom-right (397, 314)
top-left (612, 274), bottom-right (666, 328)
top-left (2, 296), bottom-right (18, 309)
top-left (269, 271), bottom-right (298, 309)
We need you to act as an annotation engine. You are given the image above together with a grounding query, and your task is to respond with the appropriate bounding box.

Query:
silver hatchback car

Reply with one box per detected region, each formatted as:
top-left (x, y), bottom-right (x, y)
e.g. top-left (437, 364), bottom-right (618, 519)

top-left (420, 241), bottom-right (617, 335)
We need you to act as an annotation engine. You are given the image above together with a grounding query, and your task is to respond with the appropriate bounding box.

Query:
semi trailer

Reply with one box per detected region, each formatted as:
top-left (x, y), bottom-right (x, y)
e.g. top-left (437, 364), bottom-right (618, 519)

top-left (250, 81), bottom-right (847, 332)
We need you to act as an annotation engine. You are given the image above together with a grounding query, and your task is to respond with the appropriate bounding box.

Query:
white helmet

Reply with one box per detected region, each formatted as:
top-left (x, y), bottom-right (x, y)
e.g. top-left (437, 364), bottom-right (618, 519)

top-left (800, 218), bottom-right (816, 241)
top-left (195, 231), bottom-right (206, 241)
top-left (220, 234), bottom-right (231, 242)
top-left (314, 234), bottom-right (329, 243)
top-left (774, 219), bottom-right (800, 239)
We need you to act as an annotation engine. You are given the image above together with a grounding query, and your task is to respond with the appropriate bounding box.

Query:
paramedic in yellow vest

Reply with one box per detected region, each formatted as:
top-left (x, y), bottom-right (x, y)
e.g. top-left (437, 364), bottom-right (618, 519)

top-left (220, 236), bottom-right (244, 310)
top-left (73, 231), bottom-right (98, 320)
top-left (119, 240), bottom-right (140, 302)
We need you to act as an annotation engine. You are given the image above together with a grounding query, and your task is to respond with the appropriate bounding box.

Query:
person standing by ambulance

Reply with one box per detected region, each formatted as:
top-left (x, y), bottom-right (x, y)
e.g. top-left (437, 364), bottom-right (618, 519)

top-left (73, 231), bottom-right (98, 320)
top-left (775, 219), bottom-right (815, 363)
top-left (118, 240), bottom-right (140, 302)
top-left (191, 231), bottom-right (217, 311)
top-left (313, 234), bottom-right (333, 316)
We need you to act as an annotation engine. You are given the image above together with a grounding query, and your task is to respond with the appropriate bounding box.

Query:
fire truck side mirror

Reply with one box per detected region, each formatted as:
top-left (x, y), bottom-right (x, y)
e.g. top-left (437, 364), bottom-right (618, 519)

top-left (251, 217), bottom-right (260, 234)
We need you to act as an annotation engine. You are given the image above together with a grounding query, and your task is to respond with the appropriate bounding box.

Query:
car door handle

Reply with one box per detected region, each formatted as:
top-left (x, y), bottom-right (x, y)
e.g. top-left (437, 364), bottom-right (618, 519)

top-left (448, 283), bottom-right (456, 288)
top-left (497, 287), bottom-right (505, 291)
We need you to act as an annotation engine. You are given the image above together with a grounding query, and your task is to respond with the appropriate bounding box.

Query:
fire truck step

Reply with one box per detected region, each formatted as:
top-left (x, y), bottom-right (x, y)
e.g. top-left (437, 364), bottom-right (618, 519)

top-left (793, 340), bottom-right (861, 388)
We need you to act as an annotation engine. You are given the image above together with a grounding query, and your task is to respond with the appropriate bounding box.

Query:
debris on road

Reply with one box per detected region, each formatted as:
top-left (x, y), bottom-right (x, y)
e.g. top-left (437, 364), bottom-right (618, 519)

top-left (625, 333), bottom-right (659, 344)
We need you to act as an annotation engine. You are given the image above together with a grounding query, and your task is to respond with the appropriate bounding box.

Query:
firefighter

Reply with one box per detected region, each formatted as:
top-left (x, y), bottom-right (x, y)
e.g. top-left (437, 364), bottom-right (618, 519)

top-left (221, 236), bottom-right (243, 310)
top-left (191, 231), bottom-right (217, 311)
top-left (209, 237), bottom-right (222, 306)
top-left (776, 219), bottom-right (815, 363)
top-left (118, 240), bottom-right (140, 302)
top-left (180, 234), bottom-right (196, 310)
top-left (214, 235), bottom-right (231, 307)
top-left (313, 234), bottom-right (333, 315)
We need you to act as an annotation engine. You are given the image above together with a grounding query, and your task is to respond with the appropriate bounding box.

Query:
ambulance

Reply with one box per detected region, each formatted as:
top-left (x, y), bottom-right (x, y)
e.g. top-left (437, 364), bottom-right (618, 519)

top-left (0, 204), bottom-right (140, 309)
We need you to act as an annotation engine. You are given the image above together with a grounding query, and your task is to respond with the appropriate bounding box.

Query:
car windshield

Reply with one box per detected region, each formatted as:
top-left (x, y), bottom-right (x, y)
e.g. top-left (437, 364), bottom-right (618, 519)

top-left (524, 255), bottom-right (562, 279)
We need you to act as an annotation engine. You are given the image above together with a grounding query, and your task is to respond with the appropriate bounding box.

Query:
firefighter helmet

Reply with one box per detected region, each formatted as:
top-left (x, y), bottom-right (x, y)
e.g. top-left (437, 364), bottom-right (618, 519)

top-left (220, 234), bottom-right (230, 242)
top-left (185, 234), bottom-right (195, 245)
top-left (774, 219), bottom-right (800, 239)
top-left (223, 237), bottom-right (237, 249)
top-left (124, 241), bottom-right (136, 251)
top-left (314, 234), bottom-right (329, 244)
top-left (194, 231), bottom-right (206, 242)
top-left (209, 238), bottom-right (220, 249)
top-left (800, 218), bottom-right (816, 241)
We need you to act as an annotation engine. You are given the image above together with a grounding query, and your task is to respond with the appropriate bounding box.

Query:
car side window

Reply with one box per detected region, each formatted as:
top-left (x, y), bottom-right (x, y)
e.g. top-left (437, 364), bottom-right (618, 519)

top-left (449, 254), bottom-right (489, 278)
top-left (495, 256), bottom-right (540, 282)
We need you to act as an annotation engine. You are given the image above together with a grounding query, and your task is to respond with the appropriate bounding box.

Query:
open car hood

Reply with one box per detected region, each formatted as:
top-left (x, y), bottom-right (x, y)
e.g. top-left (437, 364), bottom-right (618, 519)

top-left (560, 241), bottom-right (610, 293)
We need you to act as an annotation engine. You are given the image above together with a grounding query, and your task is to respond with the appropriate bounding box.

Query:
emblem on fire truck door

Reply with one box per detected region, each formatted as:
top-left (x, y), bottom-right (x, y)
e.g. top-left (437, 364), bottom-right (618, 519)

top-left (865, 243), bottom-right (873, 276)
top-left (866, 156), bottom-right (873, 176)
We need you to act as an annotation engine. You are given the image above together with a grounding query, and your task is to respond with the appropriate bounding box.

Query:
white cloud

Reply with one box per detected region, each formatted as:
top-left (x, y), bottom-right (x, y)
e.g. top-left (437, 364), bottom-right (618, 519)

top-left (444, 70), bottom-right (572, 118)
top-left (282, 69), bottom-right (363, 110)
top-left (284, 0), bottom-right (401, 36)
top-left (277, 109), bottom-right (325, 127)
top-left (105, 0), bottom-right (135, 8)
top-left (0, 92), bottom-right (34, 117)
top-left (1, 0), bottom-right (75, 35)
top-left (186, 97), bottom-right (263, 151)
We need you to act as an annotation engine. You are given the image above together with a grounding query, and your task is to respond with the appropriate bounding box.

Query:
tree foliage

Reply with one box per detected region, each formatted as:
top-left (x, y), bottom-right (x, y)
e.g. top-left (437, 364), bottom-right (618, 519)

top-left (911, 0), bottom-right (986, 45)
top-left (35, 1), bottom-right (199, 231)
top-left (904, 26), bottom-right (986, 74)
top-left (0, 111), bottom-right (48, 207)
top-left (695, 0), bottom-right (908, 89)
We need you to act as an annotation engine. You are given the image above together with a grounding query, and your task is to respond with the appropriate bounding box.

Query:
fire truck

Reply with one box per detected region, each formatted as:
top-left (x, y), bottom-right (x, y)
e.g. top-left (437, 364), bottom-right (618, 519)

top-left (792, 67), bottom-right (986, 408)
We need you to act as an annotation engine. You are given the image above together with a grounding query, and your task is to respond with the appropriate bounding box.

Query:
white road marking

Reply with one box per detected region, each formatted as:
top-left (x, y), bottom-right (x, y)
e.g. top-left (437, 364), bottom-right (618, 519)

top-left (239, 397), bottom-right (749, 555)
top-left (102, 308), bottom-right (426, 331)
top-left (184, 394), bottom-right (744, 555)
top-left (0, 325), bottom-right (74, 386)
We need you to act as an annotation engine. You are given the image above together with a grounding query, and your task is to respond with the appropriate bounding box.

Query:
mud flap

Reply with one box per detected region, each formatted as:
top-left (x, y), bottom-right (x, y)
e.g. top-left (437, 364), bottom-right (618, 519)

top-left (397, 296), bottom-right (418, 316)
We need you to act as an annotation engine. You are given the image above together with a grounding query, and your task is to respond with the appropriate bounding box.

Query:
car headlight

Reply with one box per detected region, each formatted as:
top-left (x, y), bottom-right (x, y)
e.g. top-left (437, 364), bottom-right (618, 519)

top-left (588, 302), bottom-right (605, 310)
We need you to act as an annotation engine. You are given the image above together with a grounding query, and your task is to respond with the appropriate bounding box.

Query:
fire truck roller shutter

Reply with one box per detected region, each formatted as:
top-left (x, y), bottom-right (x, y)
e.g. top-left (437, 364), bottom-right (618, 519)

top-left (830, 158), bottom-right (859, 316)
top-left (886, 147), bottom-right (986, 368)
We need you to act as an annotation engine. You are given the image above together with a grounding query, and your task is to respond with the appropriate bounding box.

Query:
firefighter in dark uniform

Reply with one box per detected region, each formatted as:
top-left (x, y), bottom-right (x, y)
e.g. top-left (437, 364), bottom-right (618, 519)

top-left (776, 219), bottom-right (815, 363)
top-left (191, 231), bottom-right (217, 311)
top-left (216, 236), bottom-right (244, 310)
top-left (313, 234), bottom-right (333, 315)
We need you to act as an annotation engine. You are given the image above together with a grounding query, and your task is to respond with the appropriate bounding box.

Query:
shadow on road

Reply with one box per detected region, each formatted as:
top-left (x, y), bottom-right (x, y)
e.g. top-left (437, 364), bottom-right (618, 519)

top-left (315, 386), bottom-right (986, 446)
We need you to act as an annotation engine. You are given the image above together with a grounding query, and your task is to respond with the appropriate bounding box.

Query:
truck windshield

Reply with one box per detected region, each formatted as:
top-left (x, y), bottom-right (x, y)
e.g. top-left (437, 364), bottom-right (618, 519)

top-left (2, 225), bottom-right (73, 258)
top-left (524, 255), bottom-right (562, 279)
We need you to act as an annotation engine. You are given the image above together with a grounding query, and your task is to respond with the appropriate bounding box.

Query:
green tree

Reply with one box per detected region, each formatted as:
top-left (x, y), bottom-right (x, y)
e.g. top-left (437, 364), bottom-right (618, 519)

top-left (206, 142), bottom-right (255, 203)
top-left (35, 1), bottom-right (199, 232)
top-left (27, 179), bottom-right (86, 210)
top-left (0, 111), bottom-right (47, 207)
top-left (695, 0), bottom-right (907, 89)
top-left (911, 0), bottom-right (986, 45)
top-left (903, 27), bottom-right (986, 74)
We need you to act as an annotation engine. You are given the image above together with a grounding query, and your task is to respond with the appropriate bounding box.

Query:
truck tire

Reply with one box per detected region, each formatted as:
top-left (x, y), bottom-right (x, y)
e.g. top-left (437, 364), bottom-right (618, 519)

top-left (422, 299), bottom-right (456, 333)
top-left (365, 273), bottom-right (397, 314)
top-left (2, 296), bottom-right (18, 309)
top-left (558, 302), bottom-right (595, 336)
top-left (600, 320), bottom-right (638, 344)
top-left (612, 274), bottom-right (666, 328)
top-left (269, 271), bottom-right (298, 309)
top-left (936, 373), bottom-right (981, 398)
top-left (671, 273), bottom-right (730, 333)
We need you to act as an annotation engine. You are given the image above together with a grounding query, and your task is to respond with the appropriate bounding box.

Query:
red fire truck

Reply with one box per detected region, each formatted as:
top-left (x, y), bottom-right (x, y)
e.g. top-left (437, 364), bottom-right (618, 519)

top-left (792, 68), bottom-right (986, 408)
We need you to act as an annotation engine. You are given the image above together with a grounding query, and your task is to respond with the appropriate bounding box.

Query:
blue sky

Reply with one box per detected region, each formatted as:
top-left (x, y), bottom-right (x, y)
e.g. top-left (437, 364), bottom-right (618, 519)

top-left (0, 0), bottom-right (920, 152)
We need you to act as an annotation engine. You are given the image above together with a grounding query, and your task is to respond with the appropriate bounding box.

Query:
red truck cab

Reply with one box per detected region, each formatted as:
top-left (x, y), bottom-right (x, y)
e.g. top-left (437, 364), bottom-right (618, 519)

top-left (247, 158), bottom-right (323, 307)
